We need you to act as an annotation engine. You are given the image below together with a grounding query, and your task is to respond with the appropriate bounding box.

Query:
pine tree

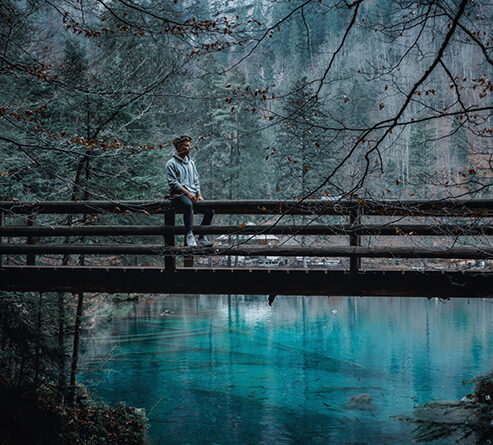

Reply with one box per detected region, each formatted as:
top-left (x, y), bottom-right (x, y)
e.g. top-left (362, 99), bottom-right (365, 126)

top-left (275, 77), bottom-right (332, 198)
top-left (450, 118), bottom-right (470, 177)
top-left (408, 117), bottom-right (437, 197)
top-left (193, 63), bottom-right (265, 201)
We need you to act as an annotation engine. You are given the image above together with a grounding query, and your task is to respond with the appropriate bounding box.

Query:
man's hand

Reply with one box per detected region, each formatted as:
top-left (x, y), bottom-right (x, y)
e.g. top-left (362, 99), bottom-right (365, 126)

top-left (180, 187), bottom-right (197, 202)
top-left (187, 192), bottom-right (198, 202)
top-left (196, 194), bottom-right (204, 201)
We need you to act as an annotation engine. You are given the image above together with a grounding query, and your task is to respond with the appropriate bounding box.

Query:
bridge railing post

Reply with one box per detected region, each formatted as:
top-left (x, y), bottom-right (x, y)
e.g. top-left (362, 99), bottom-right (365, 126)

top-left (0, 211), bottom-right (3, 267)
top-left (183, 211), bottom-right (194, 268)
top-left (349, 204), bottom-right (361, 273)
top-left (26, 214), bottom-right (36, 266)
top-left (164, 209), bottom-right (176, 271)
top-left (184, 253), bottom-right (194, 267)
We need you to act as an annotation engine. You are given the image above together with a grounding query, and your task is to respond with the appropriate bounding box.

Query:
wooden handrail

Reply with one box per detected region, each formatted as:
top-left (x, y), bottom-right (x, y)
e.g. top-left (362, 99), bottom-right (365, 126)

top-left (1, 243), bottom-right (492, 259)
top-left (1, 199), bottom-right (492, 216)
top-left (0, 224), bottom-right (491, 237)
top-left (1, 199), bottom-right (492, 271)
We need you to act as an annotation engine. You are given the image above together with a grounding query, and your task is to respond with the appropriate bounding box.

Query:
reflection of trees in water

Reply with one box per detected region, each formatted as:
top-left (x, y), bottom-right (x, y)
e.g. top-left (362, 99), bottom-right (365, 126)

top-left (78, 295), bottom-right (493, 443)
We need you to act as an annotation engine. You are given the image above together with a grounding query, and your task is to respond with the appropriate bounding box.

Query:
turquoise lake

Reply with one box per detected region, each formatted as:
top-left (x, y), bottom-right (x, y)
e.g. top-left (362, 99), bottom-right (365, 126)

top-left (80, 296), bottom-right (493, 444)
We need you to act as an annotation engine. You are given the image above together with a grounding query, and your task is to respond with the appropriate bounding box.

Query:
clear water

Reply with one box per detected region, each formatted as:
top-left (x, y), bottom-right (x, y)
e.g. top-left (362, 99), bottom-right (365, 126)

top-left (80, 296), bottom-right (493, 444)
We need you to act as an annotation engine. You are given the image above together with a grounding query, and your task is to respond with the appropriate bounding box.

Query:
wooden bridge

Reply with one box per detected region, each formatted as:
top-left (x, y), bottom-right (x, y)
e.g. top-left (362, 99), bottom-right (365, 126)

top-left (0, 199), bottom-right (492, 297)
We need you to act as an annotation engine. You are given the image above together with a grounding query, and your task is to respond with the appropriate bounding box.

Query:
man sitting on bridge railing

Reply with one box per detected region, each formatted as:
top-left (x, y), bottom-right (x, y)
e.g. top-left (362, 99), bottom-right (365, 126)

top-left (166, 135), bottom-right (214, 247)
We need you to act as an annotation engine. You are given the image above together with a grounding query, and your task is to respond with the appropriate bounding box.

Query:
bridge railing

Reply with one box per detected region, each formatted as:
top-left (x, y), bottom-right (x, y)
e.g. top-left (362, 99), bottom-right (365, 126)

top-left (0, 199), bottom-right (492, 272)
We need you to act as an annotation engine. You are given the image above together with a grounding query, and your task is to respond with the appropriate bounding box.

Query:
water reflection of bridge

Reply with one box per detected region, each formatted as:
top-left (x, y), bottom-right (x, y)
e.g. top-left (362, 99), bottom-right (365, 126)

top-left (1, 199), bottom-right (492, 297)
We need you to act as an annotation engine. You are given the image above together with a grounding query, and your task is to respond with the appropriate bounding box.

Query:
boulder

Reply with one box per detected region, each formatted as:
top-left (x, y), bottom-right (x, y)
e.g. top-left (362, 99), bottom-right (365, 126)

top-left (344, 393), bottom-right (376, 411)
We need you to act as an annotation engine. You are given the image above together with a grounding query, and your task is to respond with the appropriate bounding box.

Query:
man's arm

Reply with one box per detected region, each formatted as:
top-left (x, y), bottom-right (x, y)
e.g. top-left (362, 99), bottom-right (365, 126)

top-left (192, 161), bottom-right (203, 200)
top-left (165, 162), bottom-right (182, 191)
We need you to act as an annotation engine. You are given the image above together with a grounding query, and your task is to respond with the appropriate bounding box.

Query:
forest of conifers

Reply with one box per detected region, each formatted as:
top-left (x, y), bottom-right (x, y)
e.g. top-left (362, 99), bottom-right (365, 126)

top-left (1, 0), bottom-right (491, 204)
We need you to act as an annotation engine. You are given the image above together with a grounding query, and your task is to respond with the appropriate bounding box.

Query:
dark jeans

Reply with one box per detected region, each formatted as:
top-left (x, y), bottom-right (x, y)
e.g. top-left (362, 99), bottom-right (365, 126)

top-left (171, 195), bottom-right (214, 235)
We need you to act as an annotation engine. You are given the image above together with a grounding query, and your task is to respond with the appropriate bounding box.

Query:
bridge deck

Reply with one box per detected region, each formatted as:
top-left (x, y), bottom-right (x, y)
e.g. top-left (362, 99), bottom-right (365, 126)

top-left (1, 266), bottom-right (491, 297)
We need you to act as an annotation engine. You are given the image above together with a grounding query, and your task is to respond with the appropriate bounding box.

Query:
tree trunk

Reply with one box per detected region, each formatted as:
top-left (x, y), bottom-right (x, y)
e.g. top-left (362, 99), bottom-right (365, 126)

top-left (57, 292), bottom-right (66, 402)
top-left (33, 292), bottom-right (43, 389)
top-left (68, 142), bottom-right (91, 404)
top-left (69, 291), bottom-right (84, 403)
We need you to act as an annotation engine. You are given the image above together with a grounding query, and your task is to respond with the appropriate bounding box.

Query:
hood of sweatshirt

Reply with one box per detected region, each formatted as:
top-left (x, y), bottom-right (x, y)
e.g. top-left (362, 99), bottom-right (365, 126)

top-left (173, 154), bottom-right (190, 164)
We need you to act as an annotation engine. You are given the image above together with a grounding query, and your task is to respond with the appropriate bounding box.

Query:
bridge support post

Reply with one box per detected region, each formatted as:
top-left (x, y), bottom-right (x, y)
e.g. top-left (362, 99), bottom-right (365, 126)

top-left (26, 214), bottom-right (36, 266)
top-left (0, 211), bottom-right (3, 267)
top-left (164, 210), bottom-right (176, 271)
top-left (349, 205), bottom-right (361, 273)
top-left (184, 254), bottom-right (194, 267)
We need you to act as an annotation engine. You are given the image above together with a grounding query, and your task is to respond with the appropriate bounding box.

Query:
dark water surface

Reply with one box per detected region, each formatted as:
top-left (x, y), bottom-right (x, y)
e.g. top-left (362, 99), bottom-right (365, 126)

top-left (80, 296), bottom-right (493, 444)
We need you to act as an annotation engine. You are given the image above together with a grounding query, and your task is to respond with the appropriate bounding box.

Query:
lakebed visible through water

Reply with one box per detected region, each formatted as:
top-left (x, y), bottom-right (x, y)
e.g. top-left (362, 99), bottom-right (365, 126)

top-left (80, 296), bottom-right (493, 444)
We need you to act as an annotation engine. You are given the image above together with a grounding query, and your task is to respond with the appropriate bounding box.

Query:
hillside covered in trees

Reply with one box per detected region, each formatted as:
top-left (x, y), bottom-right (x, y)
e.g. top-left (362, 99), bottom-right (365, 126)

top-left (1, 0), bottom-right (491, 203)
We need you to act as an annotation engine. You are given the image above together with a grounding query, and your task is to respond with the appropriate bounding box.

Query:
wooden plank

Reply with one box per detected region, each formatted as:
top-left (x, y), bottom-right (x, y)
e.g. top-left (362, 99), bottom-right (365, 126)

top-left (164, 210), bottom-right (176, 271)
top-left (26, 215), bottom-right (36, 265)
top-left (0, 267), bottom-right (491, 297)
top-left (1, 199), bottom-right (492, 216)
top-left (2, 224), bottom-right (491, 237)
top-left (0, 211), bottom-right (2, 266)
top-left (349, 206), bottom-right (361, 273)
top-left (184, 255), bottom-right (194, 267)
top-left (1, 243), bottom-right (493, 259)
top-left (0, 200), bottom-right (172, 215)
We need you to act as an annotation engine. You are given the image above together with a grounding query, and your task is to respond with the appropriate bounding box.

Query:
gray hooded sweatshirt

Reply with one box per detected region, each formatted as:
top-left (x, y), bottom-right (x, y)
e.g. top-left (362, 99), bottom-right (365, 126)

top-left (165, 154), bottom-right (200, 195)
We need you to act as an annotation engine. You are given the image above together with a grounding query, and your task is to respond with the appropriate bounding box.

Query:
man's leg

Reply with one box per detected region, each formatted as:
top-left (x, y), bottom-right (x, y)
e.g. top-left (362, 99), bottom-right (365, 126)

top-left (200, 209), bottom-right (214, 226)
top-left (197, 208), bottom-right (214, 246)
top-left (171, 195), bottom-right (195, 246)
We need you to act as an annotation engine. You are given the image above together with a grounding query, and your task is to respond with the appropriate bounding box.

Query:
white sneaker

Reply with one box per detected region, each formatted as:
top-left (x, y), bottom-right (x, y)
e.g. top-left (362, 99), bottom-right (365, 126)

top-left (185, 232), bottom-right (197, 247)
